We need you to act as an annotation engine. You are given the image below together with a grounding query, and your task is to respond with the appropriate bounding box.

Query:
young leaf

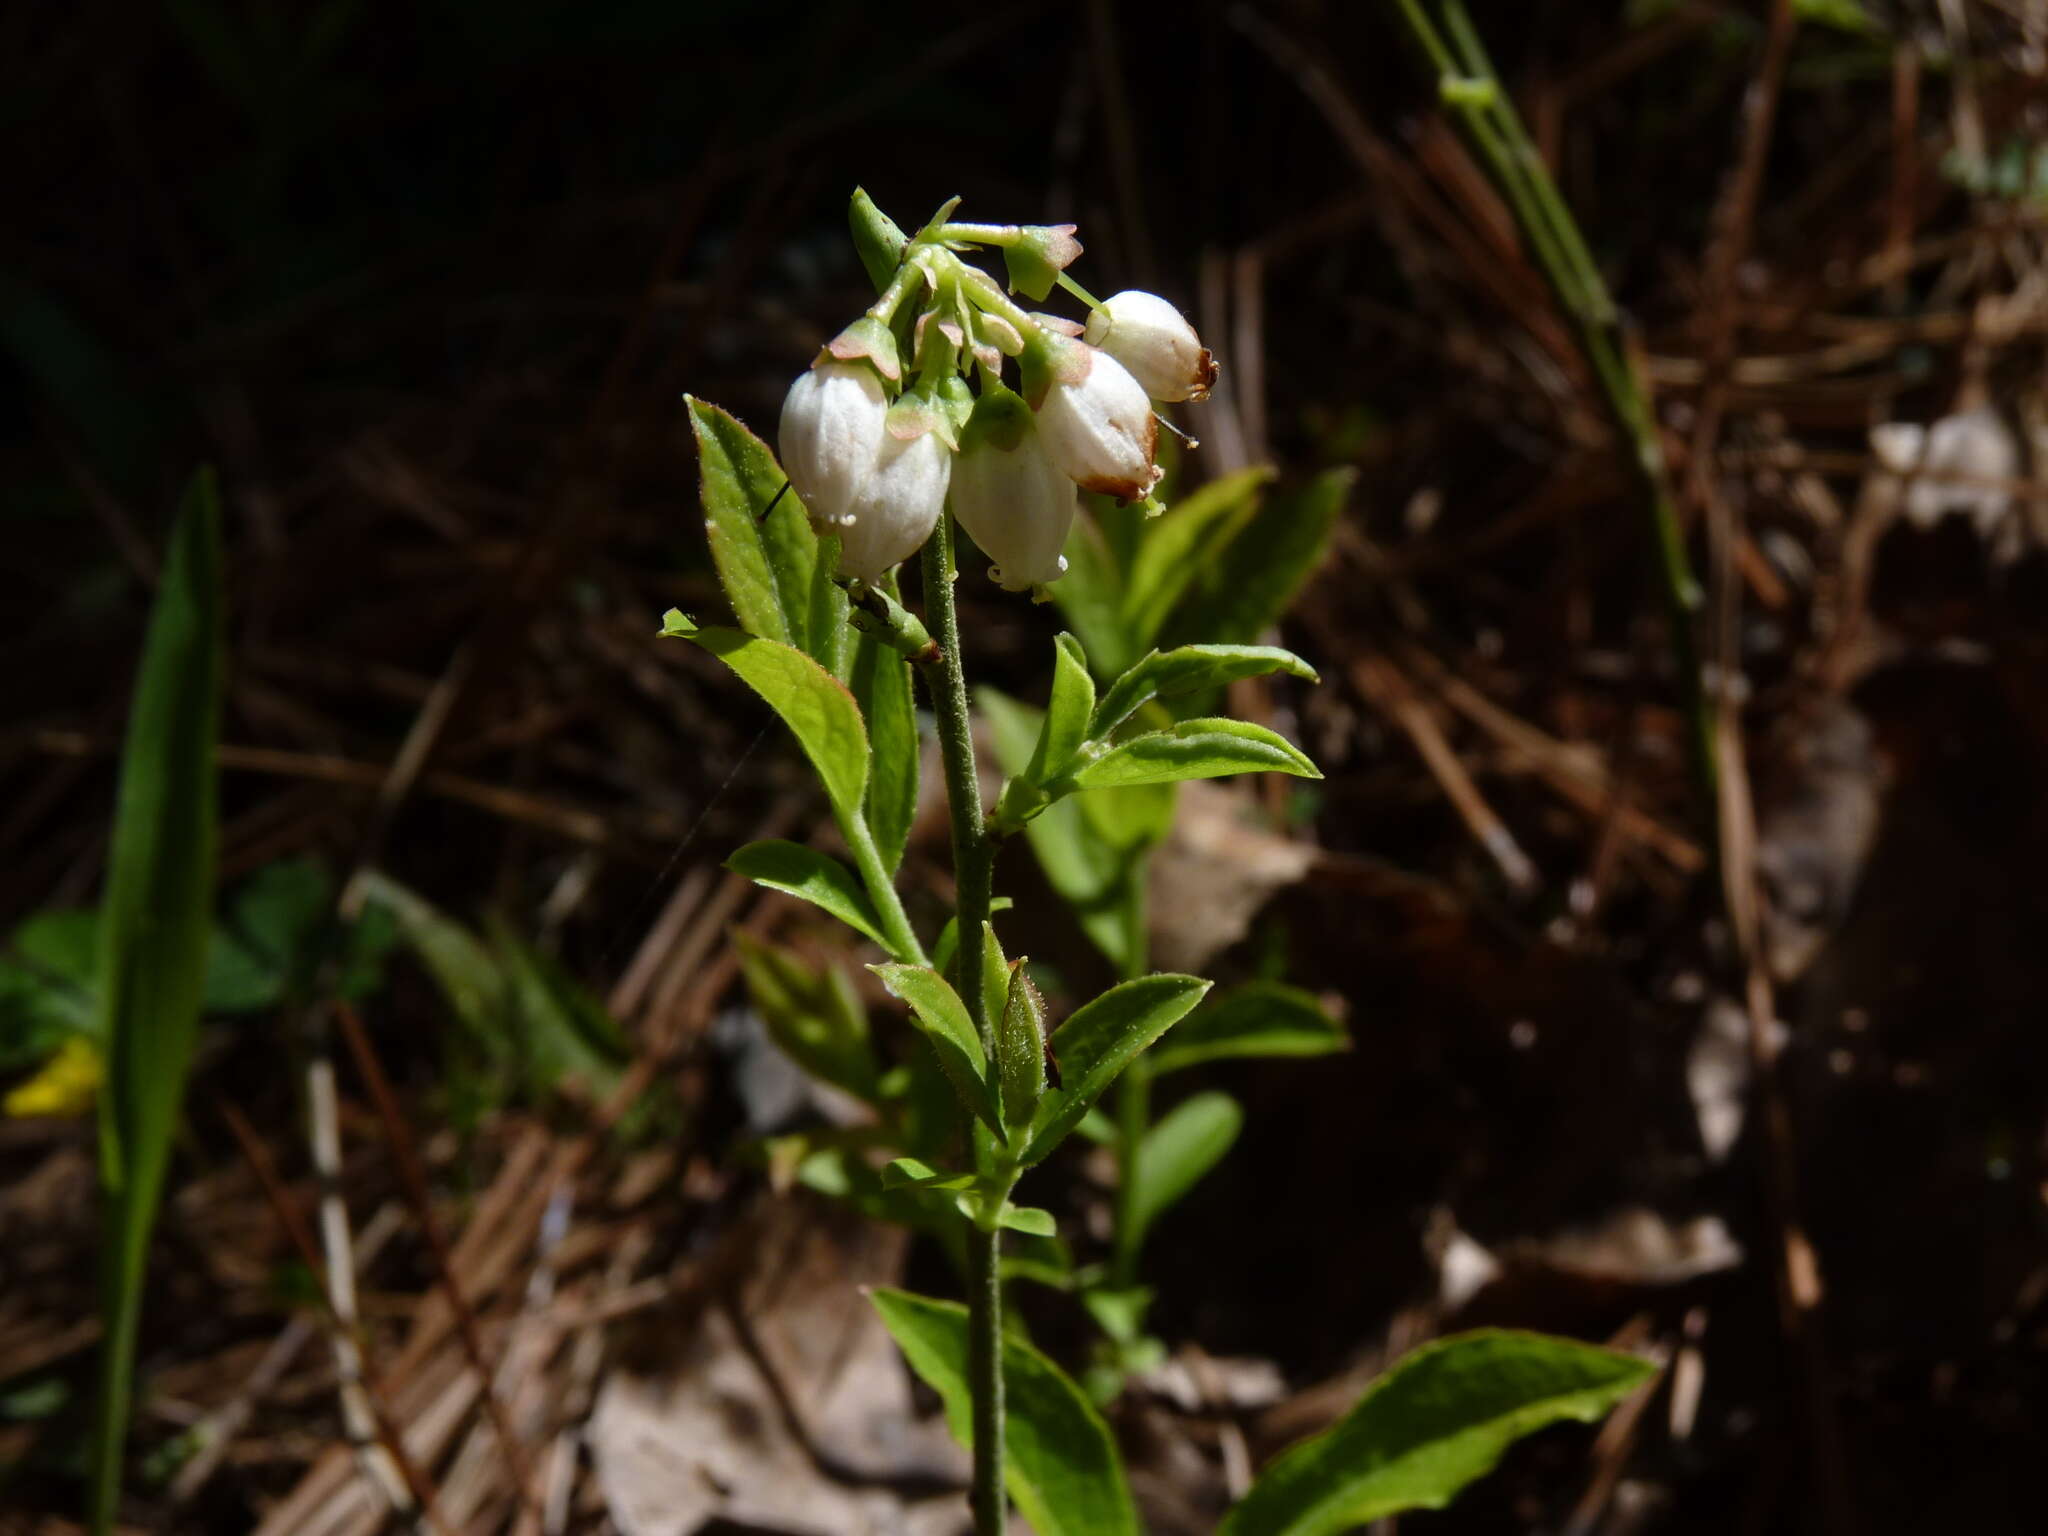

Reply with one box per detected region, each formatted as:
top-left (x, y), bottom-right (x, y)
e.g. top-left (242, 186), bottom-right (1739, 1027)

top-left (1023, 975), bottom-right (1212, 1166)
top-left (1066, 718), bottom-right (1320, 792)
top-left (1170, 467), bottom-right (1350, 650)
top-left (849, 187), bottom-right (909, 292)
top-left (725, 840), bottom-right (890, 950)
top-left (92, 469), bottom-right (224, 1533)
top-left (1122, 466), bottom-right (1274, 651)
top-left (848, 598), bottom-right (920, 875)
top-left (351, 871), bottom-right (506, 1057)
top-left (1127, 1090), bottom-right (1242, 1249)
top-left (1149, 981), bottom-right (1350, 1076)
top-left (992, 1202), bottom-right (1058, 1236)
top-left (1093, 645), bottom-right (1319, 737)
top-left (662, 618), bottom-right (869, 823)
top-left (738, 934), bottom-right (879, 1102)
top-left (882, 1156), bottom-right (977, 1191)
top-left (1221, 1330), bottom-right (1656, 1536)
top-left (871, 963), bottom-right (1003, 1134)
top-left (996, 959), bottom-right (1049, 1132)
top-left (1026, 633), bottom-right (1096, 784)
top-left (871, 1288), bottom-right (1140, 1536)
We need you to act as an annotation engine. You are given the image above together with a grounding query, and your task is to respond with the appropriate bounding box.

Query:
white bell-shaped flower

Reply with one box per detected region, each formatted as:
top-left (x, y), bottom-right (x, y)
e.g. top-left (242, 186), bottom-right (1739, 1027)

top-left (834, 424), bottom-right (952, 584)
top-left (951, 387), bottom-right (1077, 593)
top-left (1031, 337), bottom-right (1160, 503)
top-left (778, 360), bottom-right (887, 528)
top-left (1082, 290), bottom-right (1216, 403)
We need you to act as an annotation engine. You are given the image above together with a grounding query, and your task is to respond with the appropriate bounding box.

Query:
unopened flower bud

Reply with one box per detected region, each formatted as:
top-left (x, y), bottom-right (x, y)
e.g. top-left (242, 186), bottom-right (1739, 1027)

top-left (779, 360), bottom-right (887, 528)
top-left (836, 426), bottom-right (952, 585)
top-left (1026, 335), bottom-right (1161, 503)
top-left (1082, 290), bottom-right (1216, 403)
top-left (951, 386), bottom-right (1077, 593)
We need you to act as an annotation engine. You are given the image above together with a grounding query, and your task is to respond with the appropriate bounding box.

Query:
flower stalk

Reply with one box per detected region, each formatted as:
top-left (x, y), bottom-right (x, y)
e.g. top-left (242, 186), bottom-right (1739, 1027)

top-left (918, 510), bottom-right (1007, 1533)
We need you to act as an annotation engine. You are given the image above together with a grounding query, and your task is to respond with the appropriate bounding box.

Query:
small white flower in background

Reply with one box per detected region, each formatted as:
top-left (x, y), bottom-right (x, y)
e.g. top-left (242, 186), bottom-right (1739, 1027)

top-left (1082, 290), bottom-right (1217, 404)
top-left (835, 426), bottom-right (952, 585)
top-left (779, 360), bottom-right (887, 528)
top-left (1868, 406), bottom-right (2019, 539)
top-left (951, 387), bottom-right (1077, 594)
top-left (1031, 336), bottom-right (1161, 503)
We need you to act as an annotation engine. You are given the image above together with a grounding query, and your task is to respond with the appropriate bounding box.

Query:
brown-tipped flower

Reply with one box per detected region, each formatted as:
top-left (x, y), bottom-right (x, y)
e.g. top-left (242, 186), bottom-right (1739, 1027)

top-left (1029, 337), bottom-right (1161, 504)
top-left (1082, 290), bottom-right (1216, 404)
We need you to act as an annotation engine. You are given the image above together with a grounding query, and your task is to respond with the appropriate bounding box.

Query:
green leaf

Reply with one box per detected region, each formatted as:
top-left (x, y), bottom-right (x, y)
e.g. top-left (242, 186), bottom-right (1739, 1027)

top-left (1024, 975), bottom-right (1212, 1166)
top-left (352, 871), bottom-right (506, 1054)
top-left (1127, 1091), bottom-right (1241, 1249)
top-left (1221, 1330), bottom-right (1656, 1536)
top-left (1093, 645), bottom-right (1318, 737)
top-left (688, 397), bottom-right (848, 663)
top-left (92, 469), bottom-right (224, 1533)
top-left (664, 619), bottom-right (869, 823)
top-left (1050, 509), bottom-right (1137, 677)
top-left (996, 959), bottom-right (1049, 1132)
top-left (687, 396), bottom-right (793, 645)
top-left (1066, 718), bottom-right (1320, 792)
top-left (870, 963), bottom-right (1003, 1135)
top-left (980, 687), bottom-right (1168, 973)
top-left (849, 188), bottom-right (909, 293)
top-left (739, 934), bottom-right (878, 1102)
top-left (487, 920), bottom-right (628, 1099)
top-left (1028, 633), bottom-right (1096, 784)
top-left (871, 1288), bottom-right (1139, 1536)
top-left (993, 1202), bottom-right (1058, 1236)
top-left (882, 1156), bottom-right (977, 1191)
top-left (931, 896), bottom-right (1014, 977)
top-left (1169, 467), bottom-right (1349, 650)
top-left (1122, 466), bottom-right (1274, 651)
top-left (848, 587), bottom-right (920, 875)
top-left (0, 910), bottom-right (103, 1066)
top-left (1149, 981), bottom-right (1350, 1075)
top-left (726, 840), bottom-right (889, 949)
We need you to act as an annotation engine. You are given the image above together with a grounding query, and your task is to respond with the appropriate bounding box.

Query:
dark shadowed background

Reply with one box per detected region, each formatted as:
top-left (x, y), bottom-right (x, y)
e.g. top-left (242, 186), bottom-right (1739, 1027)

top-left (5, 1), bottom-right (2047, 1531)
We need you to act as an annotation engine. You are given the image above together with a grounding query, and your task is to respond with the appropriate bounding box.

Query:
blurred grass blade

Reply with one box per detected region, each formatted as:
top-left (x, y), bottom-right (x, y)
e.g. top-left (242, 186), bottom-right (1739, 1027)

top-left (1220, 1330), bottom-right (1655, 1535)
top-left (1167, 467), bottom-right (1350, 650)
top-left (91, 469), bottom-right (226, 1532)
top-left (871, 1287), bottom-right (1140, 1536)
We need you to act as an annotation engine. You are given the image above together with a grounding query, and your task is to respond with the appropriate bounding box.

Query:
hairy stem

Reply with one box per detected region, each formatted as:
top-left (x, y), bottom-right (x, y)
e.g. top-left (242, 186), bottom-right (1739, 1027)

top-left (918, 513), bottom-right (1005, 1534)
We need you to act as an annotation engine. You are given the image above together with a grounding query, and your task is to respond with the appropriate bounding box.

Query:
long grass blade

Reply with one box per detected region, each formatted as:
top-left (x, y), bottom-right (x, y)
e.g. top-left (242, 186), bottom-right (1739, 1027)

top-left (90, 468), bottom-right (226, 1532)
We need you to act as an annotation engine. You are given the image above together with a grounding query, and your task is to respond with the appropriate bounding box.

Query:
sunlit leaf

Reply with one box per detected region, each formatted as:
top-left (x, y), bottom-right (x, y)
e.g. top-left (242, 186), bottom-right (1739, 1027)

top-left (1023, 974), bottom-right (1211, 1166)
top-left (1066, 718), bottom-right (1319, 791)
top-left (726, 840), bottom-right (889, 950)
top-left (1221, 1330), bottom-right (1655, 1536)
top-left (1093, 645), bottom-right (1318, 737)
top-left (662, 616), bottom-right (869, 823)
top-left (872, 1288), bottom-right (1139, 1536)
top-left (1149, 981), bottom-right (1349, 1075)
top-left (871, 963), bottom-right (1002, 1134)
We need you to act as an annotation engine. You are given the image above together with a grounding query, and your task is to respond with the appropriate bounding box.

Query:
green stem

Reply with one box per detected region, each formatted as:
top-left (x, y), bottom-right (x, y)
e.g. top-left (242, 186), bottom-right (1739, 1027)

top-left (839, 810), bottom-right (928, 966)
top-left (1384, 0), bottom-right (1717, 815)
top-left (918, 513), bottom-right (1005, 1534)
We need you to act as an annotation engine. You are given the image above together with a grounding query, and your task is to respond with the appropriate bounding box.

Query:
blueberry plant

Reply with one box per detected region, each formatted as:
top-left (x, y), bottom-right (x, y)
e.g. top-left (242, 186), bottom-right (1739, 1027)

top-left (671, 191), bottom-right (1652, 1535)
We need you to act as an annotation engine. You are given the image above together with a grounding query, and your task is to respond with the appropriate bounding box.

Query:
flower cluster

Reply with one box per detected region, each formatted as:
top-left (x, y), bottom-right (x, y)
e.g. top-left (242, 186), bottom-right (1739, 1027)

top-left (778, 197), bottom-right (1215, 594)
